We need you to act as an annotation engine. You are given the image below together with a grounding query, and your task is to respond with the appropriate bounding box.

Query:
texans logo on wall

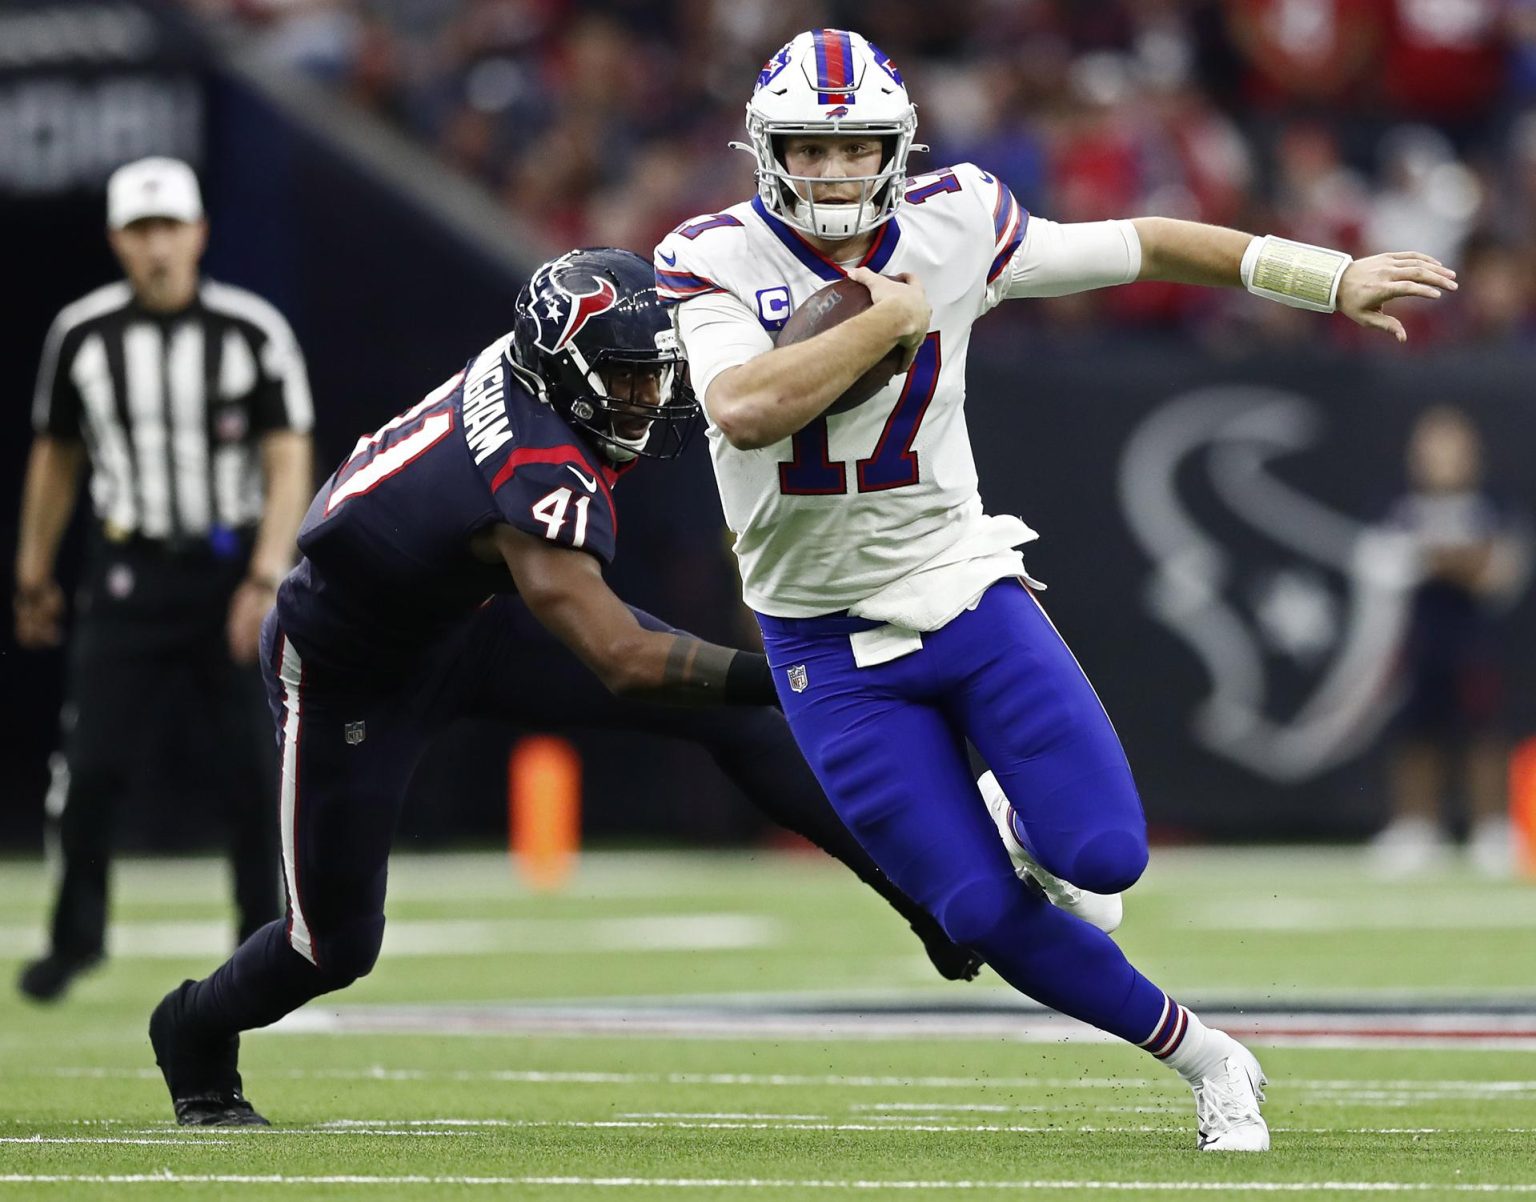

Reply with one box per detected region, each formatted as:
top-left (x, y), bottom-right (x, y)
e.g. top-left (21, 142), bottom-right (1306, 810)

top-left (1121, 387), bottom-right (1425, 784)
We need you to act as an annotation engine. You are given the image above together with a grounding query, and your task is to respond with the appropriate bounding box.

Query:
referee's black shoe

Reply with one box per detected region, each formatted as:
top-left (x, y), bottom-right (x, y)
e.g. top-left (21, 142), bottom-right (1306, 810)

top-left (17, 952), bottom-right (103, 1002)
top-left (150, 980), bottom-right (270, 1127)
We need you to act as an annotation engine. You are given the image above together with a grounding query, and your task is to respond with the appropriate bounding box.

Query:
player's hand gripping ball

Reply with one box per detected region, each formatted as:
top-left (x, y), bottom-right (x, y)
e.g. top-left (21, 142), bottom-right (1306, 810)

top-left (775, 278), bottom-right (905, 415)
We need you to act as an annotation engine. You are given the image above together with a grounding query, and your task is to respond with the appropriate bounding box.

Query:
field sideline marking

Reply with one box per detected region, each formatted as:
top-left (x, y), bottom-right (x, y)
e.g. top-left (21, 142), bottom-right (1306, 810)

top-left (60, 1121), bottom-right (1536, 1138)
top-left (0, 914), bottom-right (779, 959)
top-left (270, 1003), bottom-right (1536, 1049)
top-left (35, 1068), bottom-right (1536, 1093)
top-left (0, 1137), bottom-right (232, 1146)
top-left (2, 1174), bottom-right (1536, 1192)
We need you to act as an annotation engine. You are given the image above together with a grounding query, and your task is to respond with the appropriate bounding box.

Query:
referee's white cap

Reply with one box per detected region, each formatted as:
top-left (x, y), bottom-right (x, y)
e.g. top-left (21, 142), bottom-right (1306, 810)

top-left (107, 157), bottom-right (204, 229)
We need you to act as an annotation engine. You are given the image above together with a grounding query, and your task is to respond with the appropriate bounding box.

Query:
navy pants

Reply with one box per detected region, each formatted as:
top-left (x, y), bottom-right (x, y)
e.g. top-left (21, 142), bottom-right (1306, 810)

top-left (760, 579), bottom-right (1169, 1044)
top-left (179, 594), bottom-right (942, 1035)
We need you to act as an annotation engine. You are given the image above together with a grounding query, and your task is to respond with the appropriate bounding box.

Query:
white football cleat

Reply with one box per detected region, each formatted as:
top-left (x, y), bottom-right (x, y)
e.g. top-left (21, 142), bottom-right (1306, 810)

top-left (976, 770), bottom-right (1123, 934)
top-left (1193, 1033), bottom-right (1270, 1152)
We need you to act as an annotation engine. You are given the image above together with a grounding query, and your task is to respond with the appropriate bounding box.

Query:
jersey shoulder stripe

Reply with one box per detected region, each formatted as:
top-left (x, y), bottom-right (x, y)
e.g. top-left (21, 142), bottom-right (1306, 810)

top-left (471, 362), bottom-right (621, 550)
top-left (926, 162), bottom-right (1028, 283)
top-left (199, 279), bottom-right (299, 345)
top-left (985, 176), bottom-right (1028, 282)
top-left (49, 280), bottom-right (134, 335)
top-left (655, 266), bottom-right (726, 302)
top-left (654, 203), bottom-right (757, 301)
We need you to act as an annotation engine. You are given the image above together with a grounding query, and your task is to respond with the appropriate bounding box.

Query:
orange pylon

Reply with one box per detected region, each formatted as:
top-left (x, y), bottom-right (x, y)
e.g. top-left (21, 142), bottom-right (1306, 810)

top-left (509, 736), bottom-right (581, 890)
top-left (1511, 736), bottom-right (1536, 878)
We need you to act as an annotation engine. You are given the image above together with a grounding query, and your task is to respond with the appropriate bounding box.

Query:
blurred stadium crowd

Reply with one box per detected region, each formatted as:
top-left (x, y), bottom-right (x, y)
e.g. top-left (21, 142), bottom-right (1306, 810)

top-left (194, 0), bottom-right (1534, 346)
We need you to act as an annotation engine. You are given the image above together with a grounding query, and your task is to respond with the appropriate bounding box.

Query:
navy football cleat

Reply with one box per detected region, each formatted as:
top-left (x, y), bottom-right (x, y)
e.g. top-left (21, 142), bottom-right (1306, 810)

top-left (172, 1090), bottom-right (270, 1127)
top-left (150, 980), bottom-right (269, 1127)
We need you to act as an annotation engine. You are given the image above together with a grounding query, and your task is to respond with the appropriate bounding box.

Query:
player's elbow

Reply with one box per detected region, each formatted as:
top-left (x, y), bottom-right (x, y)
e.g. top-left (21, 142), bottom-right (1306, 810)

top-left (706, 378), bottom-right (779, 450)
top-left (590, 635), bottom-right (652, 697)
top-left (717, 415), bottom-right (777, 451)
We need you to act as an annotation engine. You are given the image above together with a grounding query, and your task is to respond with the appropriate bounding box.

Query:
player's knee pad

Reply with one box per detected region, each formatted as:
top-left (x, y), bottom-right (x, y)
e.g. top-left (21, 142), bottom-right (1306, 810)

top-left (935, 874), bottom-right (1033, 949)
top-left (312, 915), bottom-right (386, 988)
top-left (1065, 828), bottom-right (1147, 895)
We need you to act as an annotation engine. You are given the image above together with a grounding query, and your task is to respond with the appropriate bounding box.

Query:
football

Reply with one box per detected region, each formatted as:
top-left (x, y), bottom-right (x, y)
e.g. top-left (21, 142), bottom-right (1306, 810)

top-left (775, 277), bottom-right (905, 415)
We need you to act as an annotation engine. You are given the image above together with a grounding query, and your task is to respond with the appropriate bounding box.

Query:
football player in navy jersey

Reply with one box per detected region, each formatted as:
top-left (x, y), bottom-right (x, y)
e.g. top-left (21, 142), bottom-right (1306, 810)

top-left (148, 248), bottom-right (977, 1126)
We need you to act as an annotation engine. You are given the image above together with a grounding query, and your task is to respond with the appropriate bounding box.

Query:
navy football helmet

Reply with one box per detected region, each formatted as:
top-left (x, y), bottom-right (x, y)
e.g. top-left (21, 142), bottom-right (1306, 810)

top-left (511, 248), bottom-right (698, 462)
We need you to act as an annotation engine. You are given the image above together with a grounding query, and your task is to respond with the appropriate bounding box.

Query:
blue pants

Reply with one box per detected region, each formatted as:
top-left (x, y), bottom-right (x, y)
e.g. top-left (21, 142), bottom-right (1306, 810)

top-left (759, 579), bottom-right (1166, 1042)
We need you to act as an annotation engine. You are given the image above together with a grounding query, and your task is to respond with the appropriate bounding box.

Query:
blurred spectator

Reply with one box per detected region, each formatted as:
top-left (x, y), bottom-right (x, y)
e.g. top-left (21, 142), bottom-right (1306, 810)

top-left (1364, 126), bottom-right (1481, 267)
top-left (1225, 0), bottom-right (1387, 111)
top-left (1449, 229), bottom-right (1536, 344)
top-left (193, 0), bottom-right (1536, 347)
top-left (1371, 407), bottom-right (1531, 877)
top-left (1380, 0), bottom-right (1505, 131)
top-left (1270, 120), bottom-right (1370, 250)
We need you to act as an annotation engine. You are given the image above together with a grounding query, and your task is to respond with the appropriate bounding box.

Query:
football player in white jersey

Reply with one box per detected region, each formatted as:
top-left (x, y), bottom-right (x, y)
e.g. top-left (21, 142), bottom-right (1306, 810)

top-left (655, 28), bottom-right (1455, 1152)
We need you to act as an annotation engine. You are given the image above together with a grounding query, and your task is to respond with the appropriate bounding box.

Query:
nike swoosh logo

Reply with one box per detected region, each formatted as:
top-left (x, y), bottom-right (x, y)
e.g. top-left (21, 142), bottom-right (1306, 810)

top-left (659, 250), bottom-right (678, 267)
top-left (566, 464), bottom-right (598, 492)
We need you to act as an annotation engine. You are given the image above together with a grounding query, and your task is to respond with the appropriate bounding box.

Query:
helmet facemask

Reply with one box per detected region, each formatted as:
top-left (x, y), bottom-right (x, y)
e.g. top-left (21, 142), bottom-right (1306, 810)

top-left (511, 248), bottom-right (700, 464)
top-left (558, 338), bottom-right (697, 464)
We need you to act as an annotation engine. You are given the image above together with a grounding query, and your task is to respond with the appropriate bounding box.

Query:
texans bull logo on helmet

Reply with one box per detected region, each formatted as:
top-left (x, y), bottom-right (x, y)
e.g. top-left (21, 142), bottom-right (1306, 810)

top-left (529, 272), bottom-right (620, 356)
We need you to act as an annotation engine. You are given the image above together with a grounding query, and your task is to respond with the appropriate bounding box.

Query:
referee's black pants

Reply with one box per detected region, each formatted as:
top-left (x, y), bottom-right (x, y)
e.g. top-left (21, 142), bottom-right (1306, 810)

top-left (44, 532), bottom-right (282, 962)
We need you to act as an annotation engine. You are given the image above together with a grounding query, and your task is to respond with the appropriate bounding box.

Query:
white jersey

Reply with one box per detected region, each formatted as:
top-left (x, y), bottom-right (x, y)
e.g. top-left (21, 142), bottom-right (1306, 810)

top-left (656, 162), bottom-right (1139, 625)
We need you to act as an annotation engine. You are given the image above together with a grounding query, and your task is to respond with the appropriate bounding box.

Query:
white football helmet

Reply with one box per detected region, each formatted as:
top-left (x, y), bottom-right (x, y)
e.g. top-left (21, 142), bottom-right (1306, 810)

top-left (737, 29), bottom-right (920, 241)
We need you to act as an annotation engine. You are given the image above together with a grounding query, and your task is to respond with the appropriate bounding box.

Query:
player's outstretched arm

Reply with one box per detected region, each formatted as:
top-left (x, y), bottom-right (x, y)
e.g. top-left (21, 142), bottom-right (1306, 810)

top-left (1131, 217), bottom-right (1457, 342)
top-left (707, 268), bottom-right (929, 450)
top-left (493, 523), bottom-right (777, 706)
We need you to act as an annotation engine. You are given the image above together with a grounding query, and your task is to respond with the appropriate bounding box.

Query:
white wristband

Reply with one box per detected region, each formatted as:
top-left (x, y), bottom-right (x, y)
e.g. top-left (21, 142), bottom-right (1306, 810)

top-left (1240, 234), bottom-right (1352, 313)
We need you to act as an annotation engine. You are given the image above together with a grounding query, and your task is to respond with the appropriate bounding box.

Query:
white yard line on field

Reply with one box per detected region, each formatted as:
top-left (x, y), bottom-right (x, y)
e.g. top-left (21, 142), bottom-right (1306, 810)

top-left (267, 1001), bottom-right (1536, 1050)
top-left (34, 1067), bottom-right (1536, 1094)
top-left (3, 1173), bottom-right (1536, 1192)
top-left (0, 1136), bottom-right (232, 1147)
top-left (0, 914), bottom-right (779, 959)
top-left (57, 1119), bottom-right (1536, 1138)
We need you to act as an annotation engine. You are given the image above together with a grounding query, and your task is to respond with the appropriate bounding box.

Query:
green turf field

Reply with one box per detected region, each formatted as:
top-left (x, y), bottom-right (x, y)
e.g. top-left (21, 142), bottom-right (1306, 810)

top-left (3, 846), bottom-right (1534, 1200)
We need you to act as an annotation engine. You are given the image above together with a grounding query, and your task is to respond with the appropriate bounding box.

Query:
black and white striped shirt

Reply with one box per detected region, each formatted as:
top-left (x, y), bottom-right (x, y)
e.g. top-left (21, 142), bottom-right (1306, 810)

top-left (32, 278), bottom-right (313, 541)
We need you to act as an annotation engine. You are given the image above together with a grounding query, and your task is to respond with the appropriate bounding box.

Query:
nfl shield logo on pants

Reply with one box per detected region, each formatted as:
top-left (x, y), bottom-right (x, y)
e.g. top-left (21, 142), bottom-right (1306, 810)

top-left (344, 721), bottom-right (366, 746)
top-left (787, 664), bottom-right (809, 694)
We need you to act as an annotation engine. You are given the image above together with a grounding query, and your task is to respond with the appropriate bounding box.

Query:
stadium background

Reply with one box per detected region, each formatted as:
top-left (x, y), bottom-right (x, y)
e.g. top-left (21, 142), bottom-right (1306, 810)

top-left (2, 0), bottom-right (1533, 854)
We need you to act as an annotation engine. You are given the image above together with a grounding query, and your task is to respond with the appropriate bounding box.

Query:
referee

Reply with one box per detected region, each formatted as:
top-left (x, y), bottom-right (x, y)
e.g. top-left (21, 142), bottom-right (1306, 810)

top-left (13, 157), bottom-right (315, 1002)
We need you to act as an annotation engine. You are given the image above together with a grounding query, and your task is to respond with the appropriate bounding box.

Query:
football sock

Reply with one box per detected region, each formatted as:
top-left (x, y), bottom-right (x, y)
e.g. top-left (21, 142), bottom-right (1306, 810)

top-left (1138, 993), bottom-right (1222, 1083)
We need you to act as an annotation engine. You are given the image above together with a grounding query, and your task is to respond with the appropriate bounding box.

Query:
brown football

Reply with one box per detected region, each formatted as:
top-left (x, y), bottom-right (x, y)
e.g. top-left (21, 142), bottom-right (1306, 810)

top-left (775, 277), bottom-right (905, 415)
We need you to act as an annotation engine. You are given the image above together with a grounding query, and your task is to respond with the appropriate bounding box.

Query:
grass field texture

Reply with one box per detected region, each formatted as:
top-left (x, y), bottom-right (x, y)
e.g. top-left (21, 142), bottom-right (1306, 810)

top-left (2, 846), bottom-right (1534, 1200)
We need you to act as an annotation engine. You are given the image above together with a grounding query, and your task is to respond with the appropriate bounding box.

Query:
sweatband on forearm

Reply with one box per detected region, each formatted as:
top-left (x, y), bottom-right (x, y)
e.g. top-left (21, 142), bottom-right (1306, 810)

top-left (1240, 234), bottom-right (1352, 313)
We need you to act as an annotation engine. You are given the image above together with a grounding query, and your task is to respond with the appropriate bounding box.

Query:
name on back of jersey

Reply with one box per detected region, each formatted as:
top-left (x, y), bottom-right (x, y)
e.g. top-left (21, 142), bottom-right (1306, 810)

top-left (462, 356), bottom-right (513, 465)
